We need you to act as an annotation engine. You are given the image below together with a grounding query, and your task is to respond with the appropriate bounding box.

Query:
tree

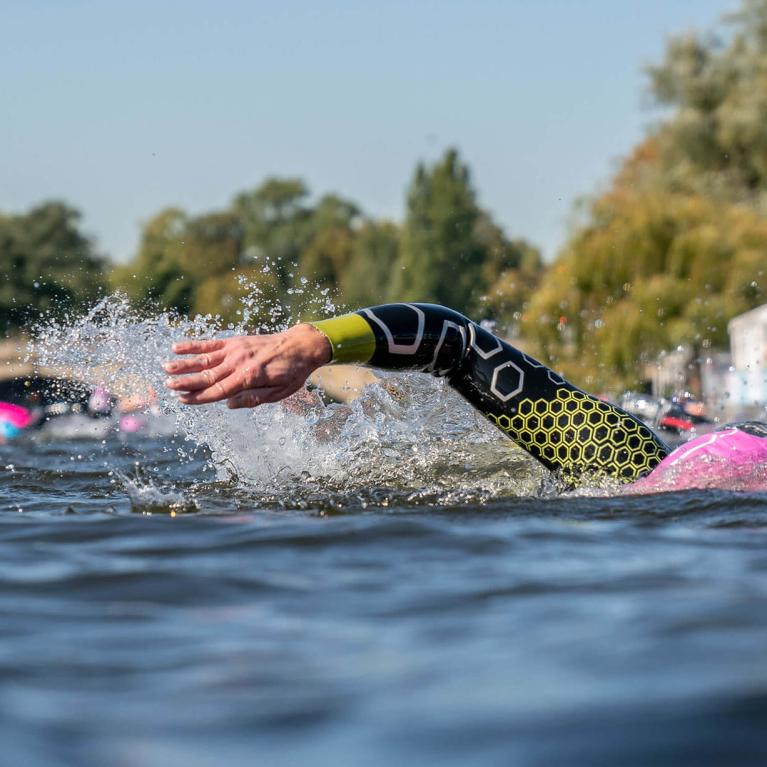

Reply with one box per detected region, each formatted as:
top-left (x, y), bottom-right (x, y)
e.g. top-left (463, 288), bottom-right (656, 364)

top-left (109, 160), bottom-right (535, 330)
top-left (523, 190), bottom-right (767, 388)
top-left (340, 221), bottom-right (401, 307)
top-left (193, 266), bottom-right (284, 329)
top-left (519, 0), bottom-right (767, 389)
top-left (393, 148), bottom-right (489, 315)
top-left (300, 226), bottom-right (356, 289)
top-left (0, 202), bottom-right (105, 332)
top-left (177, 212), bottom-right (243, 281)
top-left (475, 211), bottom-right (544, 330)
top-left (110, 208), bottom-right (192, 312)
top-left (233, 178), bottom-right (311, 288)
top-left (298, 194), bottom-right (361, 291)
top-left (307, 194), bottom-right (360, 234)
top-left (646, 0), bottom-right (767, 201)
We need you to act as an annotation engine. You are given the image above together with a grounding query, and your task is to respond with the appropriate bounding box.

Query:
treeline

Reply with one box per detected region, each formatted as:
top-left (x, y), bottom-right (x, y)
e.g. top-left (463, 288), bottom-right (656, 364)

top-left (6, 0), bottom-right (767, 391)
top-left (0, 149), bottom-right (543, 336)
top-left (521, 0), bottom-right (767, 389)
top-left (0, 203), bottom-right (105, 330)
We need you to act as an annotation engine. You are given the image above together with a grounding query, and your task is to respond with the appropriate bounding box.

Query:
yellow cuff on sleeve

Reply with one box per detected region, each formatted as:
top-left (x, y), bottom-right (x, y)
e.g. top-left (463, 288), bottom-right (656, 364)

top-left (309, 314), bottom-right (376, 364)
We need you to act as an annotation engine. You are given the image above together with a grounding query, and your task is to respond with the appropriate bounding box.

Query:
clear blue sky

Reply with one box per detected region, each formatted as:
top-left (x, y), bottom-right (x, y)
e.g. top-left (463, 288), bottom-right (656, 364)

top-left (1, 0), bottom-right (736, 263)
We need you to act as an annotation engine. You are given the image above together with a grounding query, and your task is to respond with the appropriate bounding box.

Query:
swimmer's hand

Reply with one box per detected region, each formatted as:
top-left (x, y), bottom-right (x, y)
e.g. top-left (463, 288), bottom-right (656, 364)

top-left (163, 324), bottom-right (331, 408)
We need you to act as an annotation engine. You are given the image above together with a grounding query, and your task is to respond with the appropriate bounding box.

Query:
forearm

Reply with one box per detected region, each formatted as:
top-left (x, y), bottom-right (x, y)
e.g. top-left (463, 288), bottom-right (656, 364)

top-left (310, 303), bottom-right (468, 371)
top-left (310, 303), bottom-right (670, 482)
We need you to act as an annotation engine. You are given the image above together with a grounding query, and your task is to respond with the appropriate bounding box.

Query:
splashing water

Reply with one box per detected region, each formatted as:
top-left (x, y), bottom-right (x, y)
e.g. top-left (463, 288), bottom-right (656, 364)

top-left (33, 290), bottom-right (767, 510)
top-left (116, 467), bottom-right (199, 516)
top-left (31, 292), bottom-right (547, 510)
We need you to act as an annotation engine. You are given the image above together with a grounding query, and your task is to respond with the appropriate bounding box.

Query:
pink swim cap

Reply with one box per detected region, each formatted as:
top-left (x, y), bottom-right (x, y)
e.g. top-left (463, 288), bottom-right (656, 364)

top-left (631, 424), bottom-right (767, 493)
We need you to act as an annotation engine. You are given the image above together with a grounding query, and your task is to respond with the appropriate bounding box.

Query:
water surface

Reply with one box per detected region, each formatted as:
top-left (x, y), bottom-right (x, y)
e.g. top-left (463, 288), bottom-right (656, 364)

top-left (3, 295), bottom-right (766, 766)
top-left (2, 430), bottom-right (767, 767)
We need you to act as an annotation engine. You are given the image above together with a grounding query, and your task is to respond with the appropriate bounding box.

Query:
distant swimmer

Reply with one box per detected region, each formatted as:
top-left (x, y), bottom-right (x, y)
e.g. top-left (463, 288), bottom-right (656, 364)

top-left (0, 401), bottom-right (32, 443)
top-left (164, 303), bottom-right (767, 488)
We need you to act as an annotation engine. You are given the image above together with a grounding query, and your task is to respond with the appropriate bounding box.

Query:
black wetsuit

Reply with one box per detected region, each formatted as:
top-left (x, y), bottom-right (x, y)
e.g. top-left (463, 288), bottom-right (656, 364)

top-left (311, 303), bottom-right (671, 483)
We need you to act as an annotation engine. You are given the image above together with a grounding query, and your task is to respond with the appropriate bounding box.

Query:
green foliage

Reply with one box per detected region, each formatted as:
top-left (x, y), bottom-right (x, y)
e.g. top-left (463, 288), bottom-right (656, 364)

top-left (524, 190), bottom-right (767, 388)
top-left (111, 209), bottom-right (248, 315)
top-left (340, 221), bottom-right (400, 307)
top-left (391, 148), bottom-right (543, 319)
top-left (7, 161), bottom-right (535, 337)
top-left (298, 194), bottom-right (361, 290)
top-left (0, 202), bottom-right (105, 333)
top-left (107, 157), bottom-right (535, 328)
top-left (475, 211), bottom-right (544, 329)
top-left (109, 208), bottom-right (192, 312)
top-left (177, 212), bottom-right (243, 281)
top-left (234, 178), bottom-right (311, 288)
top-left (521, 0), bottom-right (767, 389)
top-left (308, 194), bottom-right (360, 234)
top-left (300, 226), bottom-right (356, 288)
top-left (394, 148), bottom-right (487, 315)
top-left (193, 266), bottom-right (284, 328)
top-left (646, 0), bottom-right (767, 200)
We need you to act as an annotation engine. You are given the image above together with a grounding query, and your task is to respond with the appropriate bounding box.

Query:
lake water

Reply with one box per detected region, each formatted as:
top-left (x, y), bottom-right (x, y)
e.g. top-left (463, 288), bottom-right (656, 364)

top-left (2, 297), bottom-right (767, 766)
top-left (3, 424), bottom-right (767, 766)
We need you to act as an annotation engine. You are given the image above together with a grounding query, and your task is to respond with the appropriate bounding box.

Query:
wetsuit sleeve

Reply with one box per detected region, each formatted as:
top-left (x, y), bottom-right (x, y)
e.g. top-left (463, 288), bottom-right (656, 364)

top-left (310, 303), bottom-right (670, 483)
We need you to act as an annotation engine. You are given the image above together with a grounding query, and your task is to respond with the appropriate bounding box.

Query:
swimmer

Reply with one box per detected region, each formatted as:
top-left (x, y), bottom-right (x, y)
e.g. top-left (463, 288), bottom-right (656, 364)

top-left (0, 420), bottom-right (21, 444)
top-left (164, 303), bottom-right (766, 488)
top-left (0, 401), bottom-right (32, 444)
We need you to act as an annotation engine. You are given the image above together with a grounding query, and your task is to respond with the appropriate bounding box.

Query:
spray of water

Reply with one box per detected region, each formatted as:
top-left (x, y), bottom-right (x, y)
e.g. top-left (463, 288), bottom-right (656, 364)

top-left (30, 288), bottom-right (547, 512)
top-left (31, 284), bottom-right (767, 512)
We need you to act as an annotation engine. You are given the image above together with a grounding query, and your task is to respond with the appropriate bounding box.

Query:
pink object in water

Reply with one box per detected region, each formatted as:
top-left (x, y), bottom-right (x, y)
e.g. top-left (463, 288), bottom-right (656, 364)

top-left (631, 427), bottom-right (767, 494)
top-left (88, 386), bottom-right (112, 415)
top-left (0, 401), bottom-right (32, 429)
top-left (119, 414), bottom-right (148, 433)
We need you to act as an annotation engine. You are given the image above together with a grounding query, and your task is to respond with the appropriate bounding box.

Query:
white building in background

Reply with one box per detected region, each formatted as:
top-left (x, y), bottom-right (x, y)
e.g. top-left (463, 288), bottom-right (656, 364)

top-left (728, 303), bottom-right (767, 406)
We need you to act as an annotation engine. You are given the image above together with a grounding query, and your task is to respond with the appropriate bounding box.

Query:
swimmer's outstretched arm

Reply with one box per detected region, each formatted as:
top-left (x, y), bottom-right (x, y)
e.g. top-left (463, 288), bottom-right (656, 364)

top-left (166, 303), bottom-right (669, 482)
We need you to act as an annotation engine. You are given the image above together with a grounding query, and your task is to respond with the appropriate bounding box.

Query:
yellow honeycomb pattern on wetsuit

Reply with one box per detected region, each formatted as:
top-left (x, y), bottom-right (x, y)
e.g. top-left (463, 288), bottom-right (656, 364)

top-left (487, 389), bottom-right (666, 481)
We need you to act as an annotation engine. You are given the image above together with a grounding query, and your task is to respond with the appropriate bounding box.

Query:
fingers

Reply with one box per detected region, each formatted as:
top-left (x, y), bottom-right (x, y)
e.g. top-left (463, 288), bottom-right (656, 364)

top-left (166, 364), bottom-right (230, 393)
top-left (163, 349), bottom-right (227, 376)
top-left (227, 386), bottom-right (295, 409)
top-left (176, 373), bottom-right (244, 405)
top-left (171, 338), bottom-right (226, 356)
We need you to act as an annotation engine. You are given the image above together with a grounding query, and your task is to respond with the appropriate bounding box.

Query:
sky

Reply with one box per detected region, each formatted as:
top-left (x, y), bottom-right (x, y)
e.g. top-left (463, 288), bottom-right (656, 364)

top-left (1, 0), bottom-right (737, 263)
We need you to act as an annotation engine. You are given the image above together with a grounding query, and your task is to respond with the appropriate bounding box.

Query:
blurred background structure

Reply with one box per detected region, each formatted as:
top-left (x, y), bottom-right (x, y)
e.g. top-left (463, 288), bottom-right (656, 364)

top-left (3, 0), bottom-right (767, 410)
